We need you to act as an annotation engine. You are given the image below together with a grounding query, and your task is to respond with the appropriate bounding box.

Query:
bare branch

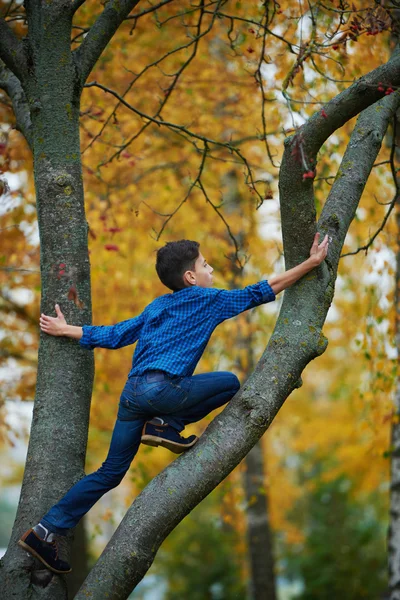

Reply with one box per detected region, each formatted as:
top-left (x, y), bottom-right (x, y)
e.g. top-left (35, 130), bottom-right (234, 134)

top-left (0, 348), bottom-right (37, 366)
top-left (71, 0), bottom-right (87, 14)
top-left (74, 0), bottom-right (142, 86)
top-left (0, 267), bottom-right (40, 273)
top-left (0, 291), bottom-right (38, 328)
top-left (340, 194), bottom-right (397, 257)
top-left (125, 0), bottom-right (175, 21)
top-left (84, 80), bottom-right (264, 206)
top-left (0, 18), bottom-right (27, 82)
top-left (0, 61), bottom-right (32, 147)
top-left (84, 0), bottom-right (219, 162)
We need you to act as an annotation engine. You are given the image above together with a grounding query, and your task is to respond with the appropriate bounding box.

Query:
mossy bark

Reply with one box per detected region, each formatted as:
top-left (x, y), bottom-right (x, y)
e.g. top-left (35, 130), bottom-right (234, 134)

top-left (0, 4), bottom-right (93, 599)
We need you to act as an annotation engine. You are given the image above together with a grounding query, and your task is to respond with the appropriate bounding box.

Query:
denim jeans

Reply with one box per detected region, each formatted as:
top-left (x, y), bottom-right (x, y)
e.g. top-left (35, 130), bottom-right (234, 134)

top-left (41, 370), bottom-right (240, 535)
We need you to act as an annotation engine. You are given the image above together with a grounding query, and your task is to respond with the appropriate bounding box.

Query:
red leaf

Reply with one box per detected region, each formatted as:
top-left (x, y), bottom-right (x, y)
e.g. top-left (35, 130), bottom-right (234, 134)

top-left (104, 244), bottom-right (119, 251)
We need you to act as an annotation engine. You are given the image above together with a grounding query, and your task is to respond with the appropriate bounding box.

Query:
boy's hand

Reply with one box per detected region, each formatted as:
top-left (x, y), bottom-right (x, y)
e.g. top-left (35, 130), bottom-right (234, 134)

top-left (40, 304), bottom-right (67, 336)
top-left (309, 233), bottom-right (329, 266)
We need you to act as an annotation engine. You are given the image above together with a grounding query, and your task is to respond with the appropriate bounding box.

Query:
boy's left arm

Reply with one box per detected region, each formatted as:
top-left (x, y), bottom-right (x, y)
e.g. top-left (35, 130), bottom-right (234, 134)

top-left (214, 233), bottom-right (329, 321)
top-left (269, 233), bottom-right (329, 295)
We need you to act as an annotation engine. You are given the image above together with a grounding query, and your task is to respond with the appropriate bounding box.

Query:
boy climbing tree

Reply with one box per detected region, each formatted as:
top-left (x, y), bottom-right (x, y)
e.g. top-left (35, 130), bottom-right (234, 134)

top-left (19, 234), bottom-right (328, 574)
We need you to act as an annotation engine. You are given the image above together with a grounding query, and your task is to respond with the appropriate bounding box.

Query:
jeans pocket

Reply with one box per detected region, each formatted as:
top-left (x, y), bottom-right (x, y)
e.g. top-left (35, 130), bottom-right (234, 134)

top-left (117, 399), bottom-right (138, 421)
top-left (134, 380), bottom-right (168, 398)
top-left (146, 378), bottom-right (190, 413)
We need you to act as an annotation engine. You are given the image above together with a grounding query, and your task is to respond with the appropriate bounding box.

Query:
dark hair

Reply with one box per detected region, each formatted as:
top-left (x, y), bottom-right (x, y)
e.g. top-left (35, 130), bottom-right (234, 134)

top-left (156, 240), bottom-right (200, 291)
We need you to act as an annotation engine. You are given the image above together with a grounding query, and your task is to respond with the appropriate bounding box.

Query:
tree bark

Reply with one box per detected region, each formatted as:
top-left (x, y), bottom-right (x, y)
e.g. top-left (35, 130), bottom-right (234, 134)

top-left (68, 520), bottom-right (90, 599)
top-left (0, 4), bottom-right (93, 599)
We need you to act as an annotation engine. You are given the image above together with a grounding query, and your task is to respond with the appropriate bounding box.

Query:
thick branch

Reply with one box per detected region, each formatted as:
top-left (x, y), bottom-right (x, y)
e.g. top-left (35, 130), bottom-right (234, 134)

top-left (74, 0), bottom-right (142, 86)
top-left (279, 46), bottom-right (400, 269)
top-left (0, 18), bottom-right (27, 82)
top-left (319, 92), bottom-right (400, 273)
top-left (304, 48), bottom-right (400, 157)
top-left (0, 61), bottom-right (32, 147)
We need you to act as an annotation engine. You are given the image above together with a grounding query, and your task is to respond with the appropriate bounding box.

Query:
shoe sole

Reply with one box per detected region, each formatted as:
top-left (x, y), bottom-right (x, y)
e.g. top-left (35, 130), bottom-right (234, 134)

top-left (18, 540), bottom-right (72, 574)
top-left (141, 434), bottom-right (198, 454)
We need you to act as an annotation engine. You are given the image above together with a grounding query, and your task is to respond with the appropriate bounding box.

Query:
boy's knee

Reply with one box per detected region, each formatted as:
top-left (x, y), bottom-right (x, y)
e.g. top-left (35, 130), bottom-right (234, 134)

top-left (230, 373), bottom-right (240, 394)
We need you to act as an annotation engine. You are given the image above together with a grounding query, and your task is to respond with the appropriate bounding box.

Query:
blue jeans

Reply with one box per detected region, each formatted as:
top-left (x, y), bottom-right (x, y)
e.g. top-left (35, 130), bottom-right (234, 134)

top-left (41, 370), bottom-right (240, 535)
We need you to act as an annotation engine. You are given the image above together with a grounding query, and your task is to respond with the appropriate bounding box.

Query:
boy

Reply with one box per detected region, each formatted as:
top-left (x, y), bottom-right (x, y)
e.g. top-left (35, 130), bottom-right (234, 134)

top-left (18, 235), bottom-right (328, 574)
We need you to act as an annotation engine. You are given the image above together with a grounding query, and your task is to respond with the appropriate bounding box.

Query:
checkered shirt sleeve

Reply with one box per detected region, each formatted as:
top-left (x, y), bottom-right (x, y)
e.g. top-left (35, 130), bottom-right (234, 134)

top-left (79, 312), bottom-right (145, 350)
top-left (213, 280), bottom-right (275, 322)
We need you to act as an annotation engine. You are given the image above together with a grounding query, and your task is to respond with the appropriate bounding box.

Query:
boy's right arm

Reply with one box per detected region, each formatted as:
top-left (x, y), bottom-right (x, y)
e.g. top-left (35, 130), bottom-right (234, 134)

top-left (40, 304), bottom-right (144, 349)
top-left (40, 304), bottom-right (83, 339)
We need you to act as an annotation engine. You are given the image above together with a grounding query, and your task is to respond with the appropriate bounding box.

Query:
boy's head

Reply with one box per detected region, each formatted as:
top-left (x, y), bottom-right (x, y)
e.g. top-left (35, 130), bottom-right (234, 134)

top-left (156, 240), bottom-right (214, 291)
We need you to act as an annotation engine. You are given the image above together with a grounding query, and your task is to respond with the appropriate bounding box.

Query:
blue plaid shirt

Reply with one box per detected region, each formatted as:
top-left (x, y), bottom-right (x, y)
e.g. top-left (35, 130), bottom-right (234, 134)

top-left (79, 281), bottom-right (275, 377)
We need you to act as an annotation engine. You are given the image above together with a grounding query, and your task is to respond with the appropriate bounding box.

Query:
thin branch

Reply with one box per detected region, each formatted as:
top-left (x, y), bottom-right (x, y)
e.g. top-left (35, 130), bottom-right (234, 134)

top-left (0, 61), bottom-right (32, 147)
top-left (151, 142), bottom-right (209, 239)
top-left (254, 7), bottom-right (280, 169)
top-left (0, 291), bottom-right (38, 328)
top-left (71, 0), bottom-right (87, 14)
top-left (125, 0), bottom-right (176, 20)
top-left (84, 80), bottom-right (263, 205)
top-left (197, 176), bottom-right (245, 268)
top-left (0, 18), bottom-right (27, 82)
top-left (85, 0), bottom-right (221, 163)
top-left (340, 194), bottom-right (398, 257)
top-left (0, 267), bottom-right (40, 273)
top-left (0, 348), bottom-right (37, 366)
top-left (74, 0), bottom-right (142, 86)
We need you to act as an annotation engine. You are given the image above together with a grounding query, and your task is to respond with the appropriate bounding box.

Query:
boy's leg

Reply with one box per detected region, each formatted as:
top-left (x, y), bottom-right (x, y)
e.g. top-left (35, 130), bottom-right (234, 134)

top-left (40, 416), bottom-right (145, 534)
top-left (167, 371), bottom-right (240, 430)
top-left (144, 371), bottom-right (240, 434)
top-left (19, 391), bottom-right (146, 574)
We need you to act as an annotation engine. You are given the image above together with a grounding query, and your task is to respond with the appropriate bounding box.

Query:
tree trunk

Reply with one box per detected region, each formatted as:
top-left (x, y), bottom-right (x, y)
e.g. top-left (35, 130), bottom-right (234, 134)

top-left (244, 441), bottom-right (277, 600)
top-left (0, 5), bottom-right (93, 599)
top-left (68, 520), bottom-right (90, 600)
top-left (388, 161), bottom-right (400, 600)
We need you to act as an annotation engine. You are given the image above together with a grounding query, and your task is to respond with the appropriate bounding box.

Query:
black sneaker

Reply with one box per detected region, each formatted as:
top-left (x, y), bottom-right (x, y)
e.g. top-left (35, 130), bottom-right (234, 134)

top-left (141, 422), bottom-right (198, 453)
top-left (18, 529), bottom-right (72, 574)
